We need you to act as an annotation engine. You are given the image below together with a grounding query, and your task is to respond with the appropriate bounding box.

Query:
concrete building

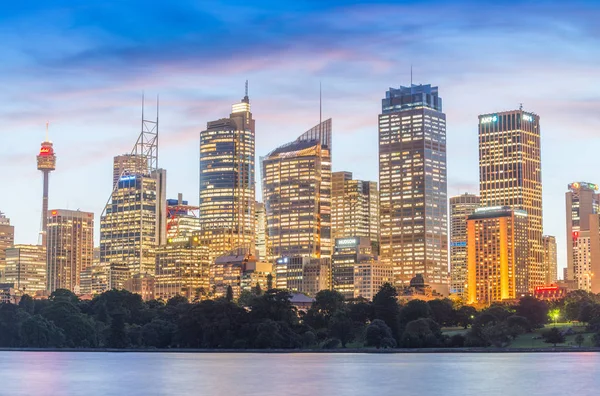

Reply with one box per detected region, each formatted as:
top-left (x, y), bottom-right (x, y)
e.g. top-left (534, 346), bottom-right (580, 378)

top-left (5, 245), bottom-right (47, 295)
top-left (331, 172), bottom-right (379, 248)
top-left (0, 212), bottom-right (14, 282)
top-left (467, 207), bottom-right (529, 305)
top-left (46, 209), bottom-right (94, 294)
top-left (199, 89), bottom-right (255, 258)
top-left (479, 109), bottom-right (543, 293)
top-left (274, 256), bottom-right (331, 297)
top-left (262, 119), bottom-right (332, 260)
top-left (210, 254), bottom-right (273, 299)
top-left (155, 236), bottom-right (210, 301)
top-left (123, 274), bottom-right (155, 301)
top-left (449, 193), bottom-right (480, 299)
top-left (378, 84), bottom-right (448, 293)
top-left (542, 235), bottom-right (558, 284)
top-left (353, 261), bottom-right (394, 301)
top-left (112, 154), bottom-right (148, 188)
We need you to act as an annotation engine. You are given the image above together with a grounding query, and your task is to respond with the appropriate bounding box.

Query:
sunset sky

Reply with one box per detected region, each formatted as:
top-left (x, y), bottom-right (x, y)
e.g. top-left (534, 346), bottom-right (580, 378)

top-left (1, 0), bottom-right (599, 276)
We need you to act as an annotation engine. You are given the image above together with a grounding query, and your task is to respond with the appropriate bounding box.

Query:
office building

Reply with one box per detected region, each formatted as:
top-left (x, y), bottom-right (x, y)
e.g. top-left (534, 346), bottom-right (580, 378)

top-left (210, 254), bottom-right (273, 299)
top-left (0, 212), bottom-right (14, 281)
top-left (166, 194), bottom-right (200, 239)
top-left (467, 207), bottom-right (528, 305)
top-left (112, 154), bottom-right (148, 188)
top-left (274, 256), bottom-right (331, 296)
top-left (565, 182), bottom-right (599, 285)
top-left (155, 236), bottom-right (210, 301)
top-left (378, 84), bottom-right (448, 292)
top-left (331, 172), bottom-right (379, 247)
top-left (5, 245), bottom-right (47, 294)
top-left (542, 235), bottom-right (558, 284)
top-left (479, 109), bottom-right (543, 292)
top-left (199, 88), bottom-right (255, 258)
top-left (46, 209), bottom-right (94, 294)
top-left (255, 201), bottom-right (267, 261)
top-left (449, 193), bottom-right (480, 299)
top-left (123, 274), bottom-right (155, 301)
top-left (262, 119), bottom-right (332, 260)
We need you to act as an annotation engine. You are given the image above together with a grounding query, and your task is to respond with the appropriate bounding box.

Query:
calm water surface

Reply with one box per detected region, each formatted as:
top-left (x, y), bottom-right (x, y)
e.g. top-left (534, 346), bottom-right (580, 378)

top-left (0, 352), bottom-right (596, 396)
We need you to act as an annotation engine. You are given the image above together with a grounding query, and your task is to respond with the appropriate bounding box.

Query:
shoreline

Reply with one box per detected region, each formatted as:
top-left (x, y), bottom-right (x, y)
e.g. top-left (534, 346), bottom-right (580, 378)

top-left (0, 347), bottom-right (599, 353)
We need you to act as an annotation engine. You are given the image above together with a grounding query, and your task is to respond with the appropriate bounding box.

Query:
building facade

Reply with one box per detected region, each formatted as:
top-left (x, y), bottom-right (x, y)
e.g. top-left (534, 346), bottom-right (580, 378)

top-left (5, 245), bottom-right (47, 295)
top-left (331, 172), bottom-right (379, 247)
top-left (478, 109), bottom-right (543, 293)
top-left (274, 256), bottom-right (331, 296)
top-left (467, 207), bottom-right (529, 305)
top-left (46, 209), bottom-right (94, 293)
top-left (210, 254), bottom-right (273, 299)
top-left (255, 201), bottom-right (267, 261)
top-left (542, 235), bottom-right (558, 284)
top-left (112, 154), bottom-right (148, 188)
top-left (449, 193), bottom-right (480, 299)
top-left (0, 213), bottom-right (14, 282)
top-left (166, 194), bottom-right (200, 239)
top-left (378, 84), bottom-right (448, 293)
top-left (199, 91), bottom-right (255, 258)
top-left (262, 119), bottom-right (332, 260)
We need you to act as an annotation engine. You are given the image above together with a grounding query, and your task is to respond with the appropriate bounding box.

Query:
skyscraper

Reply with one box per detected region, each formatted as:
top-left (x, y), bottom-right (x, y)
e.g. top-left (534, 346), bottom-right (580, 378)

top-left (112, 154), bottom-right (148, 188)
top-left (467, 207), bottom-right (529, 305)
top-left (542, 235), bottom-right (558, 284)
top-left (5, 244), bottom-right (47, 294)
top-left (255, 201), bottom-right (267, 261)
top-left (166, 194), bottom-right (200, 239)
top-left (262, 119), bottom-right (332, 259)
top-left (378, 84), bottom-right (448, 292)
top-left (46, 209), bottom-right (94, 294)
top-left (37, 124), bottom-right (56, 247)
top-left (565, 182), bottom-right (599, 284)
top-left (449, 193), bottom-right (480, 299)
top-left (199, 87), bottom-right (255, 258)
top-left (0, 212), bottom-right (14, 282)
top-left (479, 109), bottom-right (543, 292)
top-left (331, 171), bottom-right (379, 248)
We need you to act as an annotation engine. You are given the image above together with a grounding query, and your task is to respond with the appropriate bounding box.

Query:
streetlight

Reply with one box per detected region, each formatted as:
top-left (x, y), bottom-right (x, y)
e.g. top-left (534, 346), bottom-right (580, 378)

top-left (549, 309), bottom-right (560, 327)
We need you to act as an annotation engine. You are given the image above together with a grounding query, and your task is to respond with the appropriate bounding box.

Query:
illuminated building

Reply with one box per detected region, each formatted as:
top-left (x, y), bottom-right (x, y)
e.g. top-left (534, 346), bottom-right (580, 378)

top-left (5, 244), bottom-right (47, 295)
top-left (331, 172), bottom-right (379, 248)
top-left (378, 84), bottom-right (448, 293)
top-left (533, 285), bottom-right (567, 301)
top-left (262, 119), bottom-right (332, 260)
top-left (0, 212), bottom-right (14, 282)
top-left (565, 182), bottom-right (599, 286)
top-left (542, 235), bottom-right (558, 284)
top-left (37, 123), bottom-right (57, 248)
top-left (166, 194), bottom-right (200, 239)
top-left (210, 254), bottom-right (273, 299)
top-left (46, 209), bottom-right (94, 294)
top-left (478, 109), bottom-right (543, 292)
top-left (255, 202), bottom-right (267, 261)
top-left (123, 274), bottom-right (155, 301)
top-left (331, 236), bottom-right (392, 300)
top-left (274, 256), bottom-right (331, 296)
top-left (199, 86), bottom-right (255, 258)
top-left (155, 236), bottom-right (210, 301)
top-left (107, 264), bottom-right (130, 290)
top-left (570, 214), bottom-right (600, 293)
top-left (467, 207), bottom-right (528, 305)
top-left (112, 154), bottom-right (148, 188)
top-left (449, 193), bottom-right (480, 299)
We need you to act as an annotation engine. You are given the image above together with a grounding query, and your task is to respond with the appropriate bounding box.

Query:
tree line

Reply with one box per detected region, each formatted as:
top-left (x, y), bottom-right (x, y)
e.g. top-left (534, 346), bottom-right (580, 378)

top-left (2, 284), bottom-right (600, 349)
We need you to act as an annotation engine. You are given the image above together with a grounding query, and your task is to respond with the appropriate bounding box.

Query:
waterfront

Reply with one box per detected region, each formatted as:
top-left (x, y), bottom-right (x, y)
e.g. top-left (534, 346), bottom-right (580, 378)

top-left (0, 352), bottom-right (596, 395)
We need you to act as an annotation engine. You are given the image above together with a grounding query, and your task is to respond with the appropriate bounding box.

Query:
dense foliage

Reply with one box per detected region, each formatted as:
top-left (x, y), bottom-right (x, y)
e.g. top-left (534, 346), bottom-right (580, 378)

top-left (2, 286), bottom-right (600, 349)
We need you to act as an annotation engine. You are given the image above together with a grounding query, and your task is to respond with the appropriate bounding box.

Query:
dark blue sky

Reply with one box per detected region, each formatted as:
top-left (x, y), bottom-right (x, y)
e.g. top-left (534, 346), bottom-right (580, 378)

top-left (1, 0), bottom-right (599, 274)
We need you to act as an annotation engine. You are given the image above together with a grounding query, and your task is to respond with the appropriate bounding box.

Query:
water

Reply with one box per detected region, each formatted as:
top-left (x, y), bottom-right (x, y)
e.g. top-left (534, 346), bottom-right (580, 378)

top-left (0, 352), bottom-right (597, 395)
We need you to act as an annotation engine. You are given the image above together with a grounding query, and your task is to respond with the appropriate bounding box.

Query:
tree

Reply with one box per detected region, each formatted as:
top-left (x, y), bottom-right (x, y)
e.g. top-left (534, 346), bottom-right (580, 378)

top-left (427, 299), bottom-right (453, 327)
top-left (266, 273), bottom-right (273, 291)
top-left (141, 319), bottom-right (176, 348)
top-left (506, 315), bottom-right (531, 334)
top-left (482, 323), bottom-right (512, 348)
top-left (304, 290), bottom-right (345, 330)
top-left (20, 314), bottom-right (65, 348)
top-left (107, 309), bottom-right (128, 348)
top-left (455, 305), bottom-right (477, 329)
top-left (575, 333), bottom-right (585, 348)
top-left (372, 283), bottom-right (401, 341)
top-left (365, 319), bottom-right (396, 349)
top-left (399, 300), bottom-right (432, 328)
top-left (18, 294), bottom-right (35, 314)
top-left (254, 283), bottom-right (262, 296)
top-left (328, 310), bottom-right (354, 347)
top-left (226, 286), bottom-right (234, 302)
top-left (542, 327), bottom-right (566, 347)
top-left (400, 318), bottom-right (443, 348)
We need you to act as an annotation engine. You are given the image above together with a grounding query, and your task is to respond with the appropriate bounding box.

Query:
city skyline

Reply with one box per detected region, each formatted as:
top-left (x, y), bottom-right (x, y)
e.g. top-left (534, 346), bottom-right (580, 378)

top-left (1, 1), bottom-right (599, 281)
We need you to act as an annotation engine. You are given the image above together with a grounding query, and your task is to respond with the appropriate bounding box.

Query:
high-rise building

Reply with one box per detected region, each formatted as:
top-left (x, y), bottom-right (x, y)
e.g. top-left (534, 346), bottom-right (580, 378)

top-left (467, 207), bottom-right (529, 305)
top-left (262, 119), bottom-right (332, 260)
top-left (0, 212), bottom-right (15, 282)
top-left (37, 124), bottom-right (57, 247)
top-left (449, 193), bottom-right (480, 299)
top-left (331, 172), bottom-right (379, 248)
top-left (378, 84), bottom-right (448, 293)
top-left (542, 235), bottom-right (558, 284)
top-left (166, 194), bottom-right (200, 239)
top-left (479, 109), bottom-right (543, 292)
top-left (155, 236), bottom-right (210, 301)
top-left (210, 254), bottom-right (273, 299)
top-left (5, 244), bottom-right (47, 295)
top-left (112, 154), bottom-right (149, 188)
top-left (565, 182), bottom-right (599, 284)
top-left (274, 256), bottom-right (331, 296)
top-left (255, 202), bottom-right (267, 261)
top-left (199, 88), bottom-right (255, 258)
top-left (46, 209), bottom-right (94, 294)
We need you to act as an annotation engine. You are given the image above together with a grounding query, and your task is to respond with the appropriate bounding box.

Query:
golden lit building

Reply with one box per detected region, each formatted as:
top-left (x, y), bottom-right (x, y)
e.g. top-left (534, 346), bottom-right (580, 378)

top-left (112, 154), bottom-right (148, 188)
top-left (262, 119), bottom-right (332, 260)
top-left (155, 236), bottom-right (210, 301)
top-left (199, 90), bottom-right (255, 258)
top-left (449, 193), bottom-right (480, 299)
top-left (0, 212), bottom-right (14, 282)
top-left (123, 273), bottom-right (155, 301)
top-left (210, 254), bottom-right (273, 299)
top-left (542, 235), bottom-right (557, 284)
top-left (467, 207), bottom-right (528, 305)
top-left (46, 209), bottom-right (94, 294)
top-left (478, 109), bottom-right (543, 293)
top-left (255, 201), bottom-right (267, 261)
top-left (331, 172), bottom-right (379, 248)
top-left (5, 244), bottom-right (47, 295)
top-left (378, 84), bottom-right (448, 293)
top-left (274, 256), bottom-right (330, 296)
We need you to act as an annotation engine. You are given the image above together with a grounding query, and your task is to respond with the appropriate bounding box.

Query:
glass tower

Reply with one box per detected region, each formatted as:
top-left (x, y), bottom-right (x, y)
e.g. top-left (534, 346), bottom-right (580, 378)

top-left (449, 193), bottom-right (480, 299)
top-left (378, 84), bottom-right (448, 292)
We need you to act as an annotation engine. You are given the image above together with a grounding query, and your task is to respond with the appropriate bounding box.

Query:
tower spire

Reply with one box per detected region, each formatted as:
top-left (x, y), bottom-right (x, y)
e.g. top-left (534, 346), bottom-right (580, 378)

top-left (45, 121), bottom-right (49, 142)
top-left (242, 80), bottom-right (249, 104)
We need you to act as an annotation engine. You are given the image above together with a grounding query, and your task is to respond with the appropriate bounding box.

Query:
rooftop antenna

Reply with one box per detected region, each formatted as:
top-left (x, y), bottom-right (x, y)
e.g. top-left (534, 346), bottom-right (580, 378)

top-left (45, 121), bottom-right (49, 141)
top-left (519, 103), bottom-right (523, 111)
top-left (411, 64), bottom-right (413, 86)
top-left (245, 80), bottom-right (248, 97)
top-left (319, 81), bottom-right (322, 126)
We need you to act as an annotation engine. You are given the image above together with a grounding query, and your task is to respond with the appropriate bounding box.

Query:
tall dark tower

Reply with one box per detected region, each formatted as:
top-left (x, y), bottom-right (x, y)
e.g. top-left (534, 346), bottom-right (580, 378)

top-left (36, 123), bottom-right (56, 247)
